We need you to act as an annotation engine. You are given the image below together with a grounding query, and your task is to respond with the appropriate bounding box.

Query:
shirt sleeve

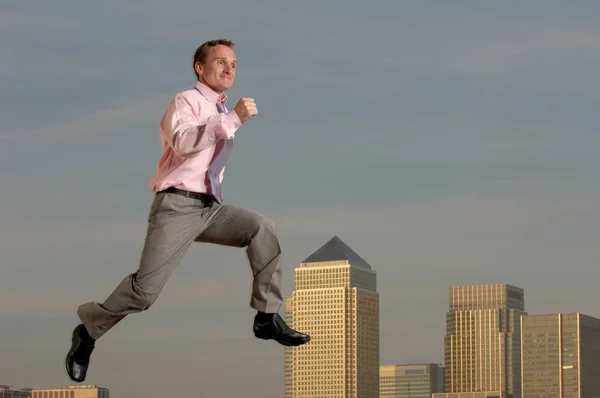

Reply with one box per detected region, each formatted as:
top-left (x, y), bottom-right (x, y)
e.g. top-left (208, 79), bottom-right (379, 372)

top-left (160, 93), bottom-right (242, 158)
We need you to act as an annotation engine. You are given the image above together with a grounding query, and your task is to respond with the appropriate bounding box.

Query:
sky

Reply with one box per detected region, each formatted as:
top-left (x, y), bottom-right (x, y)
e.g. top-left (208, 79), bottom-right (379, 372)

top-left (1, 0), bottom-right (600, 396)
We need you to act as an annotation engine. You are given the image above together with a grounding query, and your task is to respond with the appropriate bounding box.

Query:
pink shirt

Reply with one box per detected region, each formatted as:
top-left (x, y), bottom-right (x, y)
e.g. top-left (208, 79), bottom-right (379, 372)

top-left (149, 81), bottom-right (242, 194)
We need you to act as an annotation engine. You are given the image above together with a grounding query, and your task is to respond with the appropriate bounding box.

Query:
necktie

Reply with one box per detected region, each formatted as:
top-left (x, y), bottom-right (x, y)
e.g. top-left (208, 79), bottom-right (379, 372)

top-left (207, 101), bottom-right (233, 202)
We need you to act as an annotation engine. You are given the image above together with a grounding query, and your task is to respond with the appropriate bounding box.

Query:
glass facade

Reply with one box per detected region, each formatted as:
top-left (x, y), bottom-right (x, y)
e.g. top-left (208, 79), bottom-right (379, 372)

top-left (443, 284), bottom-right (525, 398)
top-left (579, 315), bottom-right (600, 397)
top-left (521, 313), bottom-right (600, 398)
top-left (380, 363), bottom-right (444, 398)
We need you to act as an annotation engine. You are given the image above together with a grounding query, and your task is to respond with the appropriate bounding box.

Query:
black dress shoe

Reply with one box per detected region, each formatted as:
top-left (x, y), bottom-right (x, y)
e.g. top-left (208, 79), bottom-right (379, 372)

top-left (253, 313), bottom-right (310, 347)
top-left (65, 324), bottom-right (96, 382)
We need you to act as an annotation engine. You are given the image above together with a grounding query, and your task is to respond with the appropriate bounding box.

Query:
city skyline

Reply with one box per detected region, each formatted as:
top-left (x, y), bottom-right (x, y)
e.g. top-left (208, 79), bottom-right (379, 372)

top-left (2, 1), bottom-right (600, 397)
top-left (5, 278), bottom-right (600, 396)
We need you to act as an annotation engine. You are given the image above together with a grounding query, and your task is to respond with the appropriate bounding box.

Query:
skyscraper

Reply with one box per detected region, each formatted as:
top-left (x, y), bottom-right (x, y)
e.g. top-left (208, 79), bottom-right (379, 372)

top-left (380, 363), bottom-right (444, 398)
top-left (433, 284), bottom-right (525, 398)
top-left (284, 236), bottom-right (379, 398)
top-left (520, 313), bottom-right (600, 398)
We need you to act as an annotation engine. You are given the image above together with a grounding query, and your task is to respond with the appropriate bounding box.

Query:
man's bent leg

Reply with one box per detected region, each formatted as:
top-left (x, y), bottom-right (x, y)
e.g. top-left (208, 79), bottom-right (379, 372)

top-left (195, 203), bottom-right (283, 313)
top-left (78, 193), bottom-right (211, 340)
top-left (195, 203), bottom-right (310, 347)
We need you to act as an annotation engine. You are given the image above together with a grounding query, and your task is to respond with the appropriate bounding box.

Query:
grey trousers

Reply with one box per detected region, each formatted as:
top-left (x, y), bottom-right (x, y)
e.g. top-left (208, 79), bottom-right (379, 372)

top-left (77, 191), bottom-right (284, 340)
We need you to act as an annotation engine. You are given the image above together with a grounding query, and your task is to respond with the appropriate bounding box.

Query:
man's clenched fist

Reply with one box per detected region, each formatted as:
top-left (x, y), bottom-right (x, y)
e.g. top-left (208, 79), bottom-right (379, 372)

top-left (233, 97), bottom-right (258, 123)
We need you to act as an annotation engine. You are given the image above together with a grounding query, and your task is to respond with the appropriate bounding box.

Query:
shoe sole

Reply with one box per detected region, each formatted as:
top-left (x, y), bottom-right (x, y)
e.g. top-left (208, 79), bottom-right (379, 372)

top-left (254, 331), bottom-right (310, 347)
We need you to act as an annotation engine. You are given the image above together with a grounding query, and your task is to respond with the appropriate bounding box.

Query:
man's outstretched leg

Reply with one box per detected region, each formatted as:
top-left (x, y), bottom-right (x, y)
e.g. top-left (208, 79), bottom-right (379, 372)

top-left (195, 203), bottom-right (310, 347)
top-left (65, 192), bottom-right (212, 382)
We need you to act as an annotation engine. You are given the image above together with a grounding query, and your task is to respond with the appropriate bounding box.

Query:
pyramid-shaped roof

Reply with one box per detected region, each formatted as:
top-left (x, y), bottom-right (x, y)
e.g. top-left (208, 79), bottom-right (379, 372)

top-left (302, 235), bottom-right (371, 270)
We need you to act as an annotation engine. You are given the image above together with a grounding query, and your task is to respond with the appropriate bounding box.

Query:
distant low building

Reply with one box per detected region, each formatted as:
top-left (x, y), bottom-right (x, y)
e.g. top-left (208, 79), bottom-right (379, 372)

top-left (432, 392), bottom-right (505, 398)
top-left (380, 363), bottom-right (444, 398)
top-left (30, 385), bottom-right (109, 398)
top-left (0, 385), bottom-right (31, 398)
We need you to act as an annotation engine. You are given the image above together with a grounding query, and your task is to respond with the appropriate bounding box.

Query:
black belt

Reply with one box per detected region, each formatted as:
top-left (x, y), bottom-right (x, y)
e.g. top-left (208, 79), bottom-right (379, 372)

top-left (159, 187), bottom-right (216, 205)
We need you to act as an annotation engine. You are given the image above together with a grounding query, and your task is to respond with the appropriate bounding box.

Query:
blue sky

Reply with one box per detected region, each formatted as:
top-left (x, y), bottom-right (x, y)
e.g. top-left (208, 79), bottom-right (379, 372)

top-left (2, 0), bottom-right (600, 396)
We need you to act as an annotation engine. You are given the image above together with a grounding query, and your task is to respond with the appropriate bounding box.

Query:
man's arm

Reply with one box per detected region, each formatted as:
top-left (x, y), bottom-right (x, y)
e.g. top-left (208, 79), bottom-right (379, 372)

top-left (160, 93), bottom-right (241, 158)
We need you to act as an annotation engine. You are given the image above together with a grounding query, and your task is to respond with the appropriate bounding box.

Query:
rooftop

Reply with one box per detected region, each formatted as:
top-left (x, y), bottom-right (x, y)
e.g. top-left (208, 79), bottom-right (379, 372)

top-left (302, 235), bottom-right (371, 270)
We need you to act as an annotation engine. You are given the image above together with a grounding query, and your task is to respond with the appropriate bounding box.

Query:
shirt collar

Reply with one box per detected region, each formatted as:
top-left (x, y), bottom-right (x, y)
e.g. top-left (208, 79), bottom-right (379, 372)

top-left (195, 81), bottom-right (228, 105)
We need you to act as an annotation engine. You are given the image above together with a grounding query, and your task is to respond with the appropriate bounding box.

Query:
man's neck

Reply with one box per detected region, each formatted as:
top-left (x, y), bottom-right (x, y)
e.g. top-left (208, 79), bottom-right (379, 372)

top-left (198, 79), bottom-right (223, 95)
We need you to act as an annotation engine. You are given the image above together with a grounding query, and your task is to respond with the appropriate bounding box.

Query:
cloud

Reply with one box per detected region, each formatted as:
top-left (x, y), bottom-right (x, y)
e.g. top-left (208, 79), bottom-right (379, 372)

top-left (0, 276), bottom-right (240, 320)
top-left (0, 218), bottom-right (142, 251)
top-left (0, 289), bottom-right (95, 314)
top-left (12, 93), bottom-right (173, 141)
top-left (272, 178), bottom-right (600, 303)
top-left (280, 179), bottom-right (598, 235)
top-left (453, 25), bottom-right (600, 76)
top-left (148, 278), bottom-right (244, 311)
top-left (0, 11), bottom-right (50, 29)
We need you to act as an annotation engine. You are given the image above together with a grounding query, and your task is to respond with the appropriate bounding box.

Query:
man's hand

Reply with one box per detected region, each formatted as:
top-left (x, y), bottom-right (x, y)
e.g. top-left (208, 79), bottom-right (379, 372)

top-left (233, 97), bottom-right (258, 123)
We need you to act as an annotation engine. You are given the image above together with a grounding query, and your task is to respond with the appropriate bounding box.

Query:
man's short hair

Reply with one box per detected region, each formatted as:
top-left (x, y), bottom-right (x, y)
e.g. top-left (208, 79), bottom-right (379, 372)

top-left (193, 39), bottom-right (235, 79)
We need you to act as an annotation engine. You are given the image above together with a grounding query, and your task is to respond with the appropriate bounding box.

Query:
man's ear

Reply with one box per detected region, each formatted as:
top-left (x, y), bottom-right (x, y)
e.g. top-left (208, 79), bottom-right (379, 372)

top-left (194, 61), bottom-right (203, 77)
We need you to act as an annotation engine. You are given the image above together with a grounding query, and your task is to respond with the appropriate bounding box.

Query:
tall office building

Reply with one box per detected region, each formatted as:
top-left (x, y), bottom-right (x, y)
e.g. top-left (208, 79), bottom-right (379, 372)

top-left (285, 296), bottom-right (294, 398)
top-left (521, 313), bottom-right (600, 398)
top-left (284, 236), bottom-right (379, 398)
top-left (380, 363), bottom-right (444, 398)
top-left (0, 385), bottom-right (31, 398)
top-left (433, 284), bottom-right (525, 398)
top-left (31, 385), bottom-right (109, 398)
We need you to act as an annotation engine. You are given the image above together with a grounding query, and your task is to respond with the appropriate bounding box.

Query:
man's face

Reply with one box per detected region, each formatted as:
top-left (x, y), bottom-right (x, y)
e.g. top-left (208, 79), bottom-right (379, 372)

top-left (196, 45), bottom-right (236, 94)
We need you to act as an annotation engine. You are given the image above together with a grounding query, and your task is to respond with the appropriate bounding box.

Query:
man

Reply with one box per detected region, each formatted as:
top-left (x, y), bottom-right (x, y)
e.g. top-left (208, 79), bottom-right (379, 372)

top-left (65, 39), bottom-right (310, 383)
